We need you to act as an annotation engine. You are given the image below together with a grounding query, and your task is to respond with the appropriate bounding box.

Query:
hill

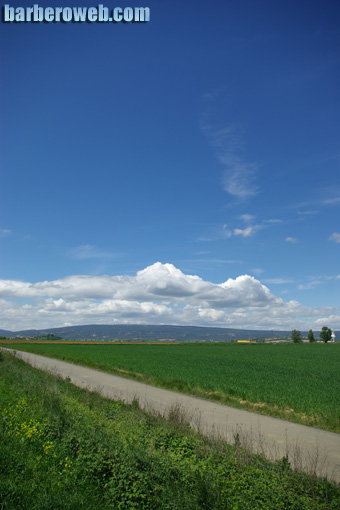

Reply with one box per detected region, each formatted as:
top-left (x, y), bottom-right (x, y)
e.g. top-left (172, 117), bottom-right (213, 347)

top-left (0, 324), bottom-right (327, 342)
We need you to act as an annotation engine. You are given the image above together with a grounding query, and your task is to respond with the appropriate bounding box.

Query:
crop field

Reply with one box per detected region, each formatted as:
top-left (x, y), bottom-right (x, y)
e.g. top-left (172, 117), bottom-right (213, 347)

top-left (2, 341), bottom-right (340, 432)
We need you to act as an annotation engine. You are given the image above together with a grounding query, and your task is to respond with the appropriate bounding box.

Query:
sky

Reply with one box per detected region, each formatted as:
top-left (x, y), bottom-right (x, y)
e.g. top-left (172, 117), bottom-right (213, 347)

top-left (0, 0), bottom-right (339, 332)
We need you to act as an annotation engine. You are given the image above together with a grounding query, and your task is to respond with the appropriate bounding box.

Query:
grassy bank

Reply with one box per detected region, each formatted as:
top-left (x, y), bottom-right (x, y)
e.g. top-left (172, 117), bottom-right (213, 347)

top-left (2, 342), bottom-right (340, 432)
top-left (1, 351), bottom-right (340, 509)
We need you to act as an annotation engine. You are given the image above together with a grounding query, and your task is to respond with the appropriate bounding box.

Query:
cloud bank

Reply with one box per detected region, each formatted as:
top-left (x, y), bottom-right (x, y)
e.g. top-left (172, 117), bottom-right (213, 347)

top-left (1, 262), bottom-right (339, 331)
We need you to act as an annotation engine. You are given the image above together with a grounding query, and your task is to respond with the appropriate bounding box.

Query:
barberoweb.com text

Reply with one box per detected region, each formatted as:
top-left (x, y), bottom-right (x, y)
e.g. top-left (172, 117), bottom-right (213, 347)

top-left (3, 5), bottom-right (150, 23)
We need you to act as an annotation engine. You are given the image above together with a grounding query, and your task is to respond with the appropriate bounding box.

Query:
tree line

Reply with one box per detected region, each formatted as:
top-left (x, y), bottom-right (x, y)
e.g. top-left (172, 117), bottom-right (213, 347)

top-left (291, 327), bottom-right (333, 343)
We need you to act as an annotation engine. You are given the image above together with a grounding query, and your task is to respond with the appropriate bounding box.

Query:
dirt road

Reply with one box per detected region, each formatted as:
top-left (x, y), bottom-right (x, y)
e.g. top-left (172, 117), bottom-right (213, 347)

top-left (2, 347), bottom-right (340, 483)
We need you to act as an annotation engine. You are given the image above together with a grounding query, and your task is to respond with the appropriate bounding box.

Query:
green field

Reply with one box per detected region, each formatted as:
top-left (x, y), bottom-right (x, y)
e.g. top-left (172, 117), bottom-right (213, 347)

top-left (3, 342), bottom-right (340, 432)
top-left (1, 351), bottom-right (340, 509)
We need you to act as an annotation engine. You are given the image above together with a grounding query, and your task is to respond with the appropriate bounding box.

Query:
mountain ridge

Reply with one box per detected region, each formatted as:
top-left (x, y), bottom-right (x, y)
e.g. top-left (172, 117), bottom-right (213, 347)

top-left (1, 324), bottom-right (337, 342)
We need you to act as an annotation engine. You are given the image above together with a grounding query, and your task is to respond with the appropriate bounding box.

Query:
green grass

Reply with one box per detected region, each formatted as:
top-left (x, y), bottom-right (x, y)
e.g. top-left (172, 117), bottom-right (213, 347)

top-left (1, 351), bottom-right (339, 509)
top-left (2, 342), bottom-right (340, 432)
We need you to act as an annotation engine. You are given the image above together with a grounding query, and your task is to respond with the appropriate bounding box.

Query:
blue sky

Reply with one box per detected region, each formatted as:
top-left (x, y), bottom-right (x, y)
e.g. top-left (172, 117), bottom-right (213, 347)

top-left (1, 0), bottom-right (339, 331)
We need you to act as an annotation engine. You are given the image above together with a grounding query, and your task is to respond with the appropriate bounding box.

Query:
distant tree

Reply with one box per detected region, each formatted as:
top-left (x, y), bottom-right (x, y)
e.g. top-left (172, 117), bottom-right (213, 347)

top-left (291, 329), bottom-right (302, 343)
top-left (319, 327), bottom-right (332, 343)
top-left (307, 329), bottom-right (315, 343)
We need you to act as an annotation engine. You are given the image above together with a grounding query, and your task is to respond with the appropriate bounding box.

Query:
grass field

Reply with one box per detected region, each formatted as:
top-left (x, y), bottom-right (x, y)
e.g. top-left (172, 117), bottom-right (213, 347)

top-left (1, 351), bottom-right (339, 509)
top-left (2, 341), bottom-right (339, 432)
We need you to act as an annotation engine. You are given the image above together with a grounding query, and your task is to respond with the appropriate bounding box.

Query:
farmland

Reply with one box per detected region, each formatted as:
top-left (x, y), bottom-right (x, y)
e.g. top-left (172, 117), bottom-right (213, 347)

top-left (1, 351), bottom-right (340, 509)
top-left (2, 341), bottom-right (340, 432)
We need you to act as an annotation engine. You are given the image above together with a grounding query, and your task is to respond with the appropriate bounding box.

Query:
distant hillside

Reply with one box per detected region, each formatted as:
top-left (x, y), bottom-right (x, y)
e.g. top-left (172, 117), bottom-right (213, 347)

top-left (0, 324), bottom-right (335, 342)
top-left (0, 329), bottom-right (14, 337)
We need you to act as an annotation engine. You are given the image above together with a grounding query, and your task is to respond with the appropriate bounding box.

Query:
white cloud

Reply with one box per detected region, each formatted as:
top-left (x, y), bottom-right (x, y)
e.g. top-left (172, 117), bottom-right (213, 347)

top-left (0, 262), bottom-right (339, 331)
top-left (315, 316), bottom-right (340, 329)
top-left (329, 232), bottom-right (340, 244)
top-left (285, 237), bottom-right (298, 244)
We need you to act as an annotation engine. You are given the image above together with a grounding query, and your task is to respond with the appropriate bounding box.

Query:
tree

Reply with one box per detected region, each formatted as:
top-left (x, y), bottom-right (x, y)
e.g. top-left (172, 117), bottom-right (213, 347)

top-left (319, 327), bottom-right (332, 343)
top-left (291, 329), bottom-right (302, 343)
top-left (307, 329), bottom-right (315, 343)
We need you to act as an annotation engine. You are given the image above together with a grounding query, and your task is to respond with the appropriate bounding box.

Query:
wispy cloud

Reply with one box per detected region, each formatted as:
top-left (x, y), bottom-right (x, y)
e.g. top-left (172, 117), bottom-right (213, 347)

top-left (231, 215), bottom-right (280, 238)
top-left (329, 232), bottom-right (340, 244)
top-left (187, 258), bottom-right (242, 265)
top-left (285, 237), bottom-right (298, 244)
top-left (239, 214), bottom-right (254, 222)
top-left (200, 104), bottom-right (260, 200)
top-left (298, 280), bottom-right (324, 290)
top-left (293, 192), bottom-right (340, 211)
top-left (297, 210), bottom-right (319, 216)
top-left (297, 274), bottom-right (340, 290)
top-left (69, 244), bottom-right (120, 260)
top-left (251, 268), bottom-right (264, 276)
top-left (222, 158), bottom-right (259, 199)
top-left (263, 219), bottom-right (282, 224)
top-left (323, 196), bottom-right (340, 206)
top-left (234, 227), bottom-right (255, 238)
top-left (0, 229), bottom-right (12, 238)
top-left (203, 215), bottom-right (282, 242)
top-left (263, 278), bottom-right (295, 285)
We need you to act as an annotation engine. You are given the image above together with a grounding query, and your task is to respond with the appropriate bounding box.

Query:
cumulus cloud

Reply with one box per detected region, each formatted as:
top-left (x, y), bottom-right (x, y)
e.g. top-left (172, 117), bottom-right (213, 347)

top-left (315, 316), bottom-right (340, 328)
top-left (0, 263), bottom-right (276, 309)
top-left (1, 262), bottom-right (339, 331)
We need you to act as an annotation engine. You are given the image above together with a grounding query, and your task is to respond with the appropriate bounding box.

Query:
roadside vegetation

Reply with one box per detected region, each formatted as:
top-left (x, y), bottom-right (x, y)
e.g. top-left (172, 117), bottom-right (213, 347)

top-left (2, 342), bottom-right (339, 432)
top-left (1, 351), bottom-right (339, 509)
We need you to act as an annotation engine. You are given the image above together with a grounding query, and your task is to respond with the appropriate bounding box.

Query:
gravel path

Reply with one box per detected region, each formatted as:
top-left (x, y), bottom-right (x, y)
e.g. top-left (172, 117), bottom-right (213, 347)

top-left (2, 347), bottom-right (340, 483)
